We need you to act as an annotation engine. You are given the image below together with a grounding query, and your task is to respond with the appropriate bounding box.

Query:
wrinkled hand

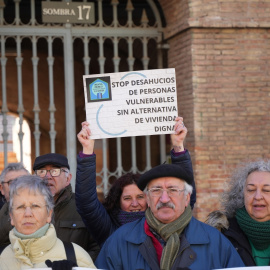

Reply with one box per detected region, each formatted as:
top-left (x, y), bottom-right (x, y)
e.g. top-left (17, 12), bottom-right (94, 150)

top-left (45, 259), bottom-right (77, 270)
top-left (77, 121), bottom-right (95, 154)
top-left (170, 116), bottom-right (188, 152)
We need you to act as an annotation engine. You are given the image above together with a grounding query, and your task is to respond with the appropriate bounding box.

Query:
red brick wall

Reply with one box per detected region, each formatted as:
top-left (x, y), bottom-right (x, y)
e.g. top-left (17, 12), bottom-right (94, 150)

top-left (159, 0), bottom-right (270, 221)
top-left (192, 28), bottom-right (270, 220)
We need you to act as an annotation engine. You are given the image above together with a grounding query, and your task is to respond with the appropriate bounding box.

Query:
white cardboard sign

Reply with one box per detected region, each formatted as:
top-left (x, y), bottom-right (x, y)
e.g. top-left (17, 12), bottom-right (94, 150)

top-left (83, 68), bottom-right (178, 139)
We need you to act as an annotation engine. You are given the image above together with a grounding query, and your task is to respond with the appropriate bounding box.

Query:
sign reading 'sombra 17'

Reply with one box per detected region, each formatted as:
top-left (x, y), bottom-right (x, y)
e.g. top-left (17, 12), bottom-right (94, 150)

top-left (83, 69), bottom-right (178, 139)
top-left (41, 2), bottom-right (95, 24)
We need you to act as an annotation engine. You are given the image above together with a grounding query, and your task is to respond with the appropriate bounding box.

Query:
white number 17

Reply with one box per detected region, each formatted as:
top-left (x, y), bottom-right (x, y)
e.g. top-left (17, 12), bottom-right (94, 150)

top-left (77, 5), bottom-right (91, 20)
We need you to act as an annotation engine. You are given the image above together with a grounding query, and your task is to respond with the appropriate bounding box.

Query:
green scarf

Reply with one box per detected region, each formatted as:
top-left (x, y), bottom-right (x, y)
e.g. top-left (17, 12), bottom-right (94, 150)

top-left (145, 205), bottom-right (192, 270)
top-left (13, 223), bottom-right (50, 240)
top-left (236, 207), bottom-right (270, 250)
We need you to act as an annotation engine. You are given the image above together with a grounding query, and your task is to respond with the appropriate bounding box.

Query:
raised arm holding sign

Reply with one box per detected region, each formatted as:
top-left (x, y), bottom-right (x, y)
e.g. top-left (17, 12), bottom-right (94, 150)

top-left (75, 117), bottom-right (196, 247)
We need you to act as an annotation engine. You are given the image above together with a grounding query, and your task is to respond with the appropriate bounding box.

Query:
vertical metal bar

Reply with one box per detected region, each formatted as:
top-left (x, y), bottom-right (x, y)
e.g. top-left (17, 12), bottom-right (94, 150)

top-left (98, 0), bottom-right (103, 27)
top-left (126, 0), bottom-right (134, 27)
top-left (31, 35), bottom-right (41, 157)
top-left (14, 0), bottom-right (21, 26)
top-left (142, 36), bottom-right (149, 70)
top-left (111, 0), bottom-right (119, 27)
top-left (0, 1), bottom-right (4, 26)
top-left (131, 136), bottom-right (136, 173)
top-left (15, 36), bottom-right (24, 163)
top-left (116, 138), bottom-right (122, 176)
top-left (47, 36), bottom-right (56, 153)
top-left (30, 0), bottom-right (35, 26)
top-left (83, 36), bottom-right (90, 75)
top-left (113, 36), bottom-right (120, 72)
top-left (1, 36), bottom-right (8, 167)
top-left (63, 25), bottom-right (77, 188)
top-left (98, 36), bottom-right (105, 73)
top-left (127, 36), bottom-right (134, 72)
top-left (145, 136), bottom-right (151, 170)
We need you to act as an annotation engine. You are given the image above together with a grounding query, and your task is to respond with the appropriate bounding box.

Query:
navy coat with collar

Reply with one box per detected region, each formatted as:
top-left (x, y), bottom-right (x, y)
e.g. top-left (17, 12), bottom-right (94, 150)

top-left (75, 149), bottom-right (196, 247)
top-left (95, 217), bottom-right (245, 270)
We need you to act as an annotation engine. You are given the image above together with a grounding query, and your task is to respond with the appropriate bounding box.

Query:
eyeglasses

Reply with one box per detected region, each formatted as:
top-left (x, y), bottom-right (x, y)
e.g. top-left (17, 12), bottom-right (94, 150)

top-left (1, 179), bottom-right (14, 186)
top-left (148, 187), bottom-right (186, 197)
top-left (35, 168), bottom-right (68, 178)
top-left (12, 203), bottom-right (48, 214)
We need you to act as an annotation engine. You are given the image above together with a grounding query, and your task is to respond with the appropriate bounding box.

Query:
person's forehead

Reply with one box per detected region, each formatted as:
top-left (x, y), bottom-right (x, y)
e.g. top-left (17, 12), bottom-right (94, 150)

top-left (148, 177), bottom-right (185, 187)
top-left (13, 189), bottom-right (45, 203)
top-left (5, 170), bottom-right (28, 181)
top-left (122, 184), bottom-right (144, 196)
top-left (246, 171), bottom-right (270, 185)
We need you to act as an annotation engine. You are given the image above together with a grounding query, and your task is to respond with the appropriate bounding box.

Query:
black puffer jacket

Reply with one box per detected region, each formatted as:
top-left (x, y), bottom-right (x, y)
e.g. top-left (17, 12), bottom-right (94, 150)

top-left (222, 217), bottom-right (256, 266)
top-left (205, 211), bottom-right (256, 266)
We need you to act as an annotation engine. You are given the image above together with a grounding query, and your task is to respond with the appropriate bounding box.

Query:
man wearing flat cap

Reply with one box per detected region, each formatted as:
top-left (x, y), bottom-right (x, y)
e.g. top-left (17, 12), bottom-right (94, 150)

top-left (95, 163), bottom-right (245, 270)
top-left (33, 153), bottom-right (100, 261)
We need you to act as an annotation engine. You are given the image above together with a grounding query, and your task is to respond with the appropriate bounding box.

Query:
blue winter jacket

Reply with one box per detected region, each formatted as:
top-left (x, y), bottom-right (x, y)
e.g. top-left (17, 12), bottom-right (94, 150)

top-left (75, 149), bottom-right (196, 247)
top-left (95, 217), bottom-right (245, 270)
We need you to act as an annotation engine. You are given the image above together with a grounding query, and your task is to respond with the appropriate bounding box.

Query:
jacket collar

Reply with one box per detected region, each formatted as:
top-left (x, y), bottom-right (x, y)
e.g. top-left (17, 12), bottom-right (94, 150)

top-left (10, 224), bottom-right (57, 266)
top-left (54, 184), bottom-right (72, 208)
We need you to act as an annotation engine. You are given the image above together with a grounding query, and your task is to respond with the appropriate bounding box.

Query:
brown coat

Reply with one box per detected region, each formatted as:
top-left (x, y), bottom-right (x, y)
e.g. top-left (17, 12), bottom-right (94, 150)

top-left (52, 184), bottom-right (100, 261)
top-left (0, 203), bottom-right (12, 249)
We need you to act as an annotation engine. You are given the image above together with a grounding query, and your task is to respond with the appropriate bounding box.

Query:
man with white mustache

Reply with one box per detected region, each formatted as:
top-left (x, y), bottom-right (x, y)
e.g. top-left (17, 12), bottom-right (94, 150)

top-left (96, 163), bottom-right (245, 270)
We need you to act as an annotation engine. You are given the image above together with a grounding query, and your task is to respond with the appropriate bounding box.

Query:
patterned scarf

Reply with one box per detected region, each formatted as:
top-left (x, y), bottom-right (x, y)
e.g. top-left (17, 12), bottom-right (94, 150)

top-left (236, 207), bottom-right (270, 250)
top-left (111, 208), bottom-right (145, 226)
top-left (145, 205), bottom-right (192, 270)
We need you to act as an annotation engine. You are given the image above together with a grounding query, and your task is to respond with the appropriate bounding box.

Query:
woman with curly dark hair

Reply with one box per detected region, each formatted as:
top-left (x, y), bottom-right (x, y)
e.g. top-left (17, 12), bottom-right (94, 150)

top-left (102, 172), bottom-right (147, 226)
top-left (75, 117), bottom-right (195, 248)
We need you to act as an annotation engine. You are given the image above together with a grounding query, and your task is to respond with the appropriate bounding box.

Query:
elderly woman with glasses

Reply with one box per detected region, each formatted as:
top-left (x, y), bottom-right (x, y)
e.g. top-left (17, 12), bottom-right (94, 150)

top-left (0, 175), bottom-right (96, 270)
top-left (206, 159), bottom-right (270, 267)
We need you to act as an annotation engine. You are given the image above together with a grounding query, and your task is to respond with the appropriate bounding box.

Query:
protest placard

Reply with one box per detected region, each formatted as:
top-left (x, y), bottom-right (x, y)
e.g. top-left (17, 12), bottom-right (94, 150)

top-left (83, 68), bottom-right (178, 139)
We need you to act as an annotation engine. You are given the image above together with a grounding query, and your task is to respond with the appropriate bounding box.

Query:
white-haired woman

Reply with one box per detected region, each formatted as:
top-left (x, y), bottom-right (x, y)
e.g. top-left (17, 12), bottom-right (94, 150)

top-left (0, 175), bottom-right (96, 270)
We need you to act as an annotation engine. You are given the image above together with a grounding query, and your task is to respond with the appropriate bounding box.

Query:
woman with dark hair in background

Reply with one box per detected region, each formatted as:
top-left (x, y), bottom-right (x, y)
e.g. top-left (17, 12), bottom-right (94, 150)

top-left (76, 117), bottom-right (196, 247)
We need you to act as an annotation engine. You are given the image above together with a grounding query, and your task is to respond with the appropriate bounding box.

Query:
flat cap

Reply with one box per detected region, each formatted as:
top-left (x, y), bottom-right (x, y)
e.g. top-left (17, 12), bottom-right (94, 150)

top-left (33, 153), bottom-right (70, 171)
top-left (138, 163), bottom-right (193, 191)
